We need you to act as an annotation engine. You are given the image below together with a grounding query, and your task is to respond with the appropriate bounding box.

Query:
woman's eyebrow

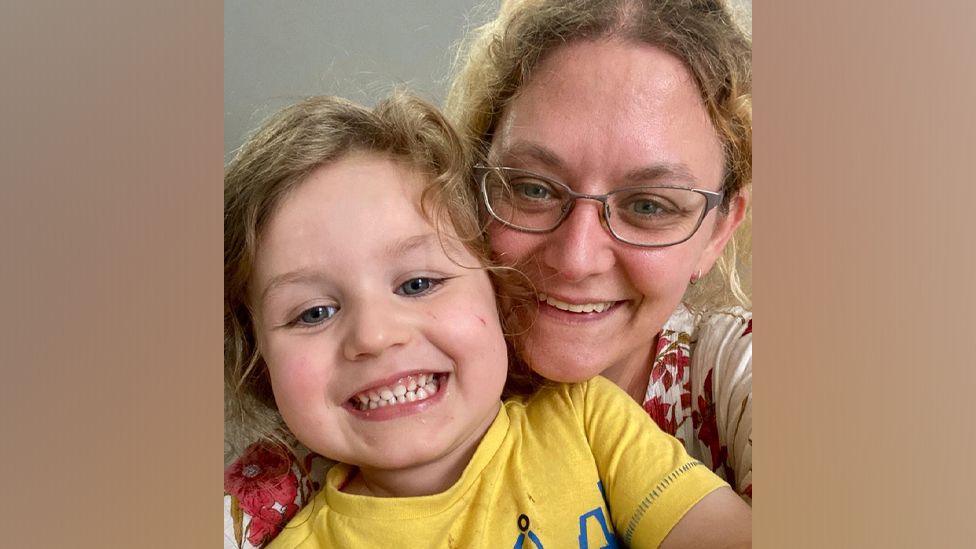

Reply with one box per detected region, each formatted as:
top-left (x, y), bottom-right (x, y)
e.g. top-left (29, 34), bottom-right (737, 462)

top-left (492, 141), bottom-right (564, 170)
top-left (623, 163), bottom-right (698, 184)
top-left (496, 141), bottom-right (698, 184)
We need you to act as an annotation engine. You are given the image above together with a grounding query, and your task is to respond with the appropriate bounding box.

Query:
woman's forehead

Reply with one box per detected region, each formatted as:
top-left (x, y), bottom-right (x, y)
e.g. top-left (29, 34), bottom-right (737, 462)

top-left (491, 40), bottom-right (723, 188)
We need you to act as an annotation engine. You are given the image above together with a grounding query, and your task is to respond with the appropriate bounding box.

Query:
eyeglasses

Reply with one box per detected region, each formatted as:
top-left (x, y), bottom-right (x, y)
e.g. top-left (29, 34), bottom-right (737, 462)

top-left (475, 166), bottom-right (725, 248)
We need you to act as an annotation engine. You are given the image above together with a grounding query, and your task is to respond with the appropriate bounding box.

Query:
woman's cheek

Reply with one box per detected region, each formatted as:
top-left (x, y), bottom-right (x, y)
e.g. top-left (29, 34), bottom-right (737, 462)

top-left (487, 223), bottom-right (537, 264)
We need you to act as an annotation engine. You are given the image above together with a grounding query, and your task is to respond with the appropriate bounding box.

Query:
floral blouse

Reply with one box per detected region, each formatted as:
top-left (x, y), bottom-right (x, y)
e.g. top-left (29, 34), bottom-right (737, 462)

top-left (640, 304), bottom-right (752, 503)
top-left (223, 304), bottom-right (753, 548)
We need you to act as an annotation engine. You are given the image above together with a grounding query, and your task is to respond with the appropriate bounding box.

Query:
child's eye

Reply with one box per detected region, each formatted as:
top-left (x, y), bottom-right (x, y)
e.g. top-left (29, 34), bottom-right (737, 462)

top-left (294, 305), bottom-right (338, 326)
top-left (397, 277), bottom-right (444, 297)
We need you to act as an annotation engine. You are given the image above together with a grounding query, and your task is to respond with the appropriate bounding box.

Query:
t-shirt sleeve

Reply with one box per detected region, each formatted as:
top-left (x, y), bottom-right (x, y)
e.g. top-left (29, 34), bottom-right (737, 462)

top-left (580, 376), bottom-right (729, 548)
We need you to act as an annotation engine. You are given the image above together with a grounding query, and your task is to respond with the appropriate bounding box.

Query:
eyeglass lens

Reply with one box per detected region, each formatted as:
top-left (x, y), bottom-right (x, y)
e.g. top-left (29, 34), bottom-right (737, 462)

top-left (482, 169), bottom-right (708, 246)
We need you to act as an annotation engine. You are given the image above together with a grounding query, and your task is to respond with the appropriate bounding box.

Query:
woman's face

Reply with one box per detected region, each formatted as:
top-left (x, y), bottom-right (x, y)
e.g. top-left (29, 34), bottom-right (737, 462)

top-left (487, 39), bottom-right (744, 387)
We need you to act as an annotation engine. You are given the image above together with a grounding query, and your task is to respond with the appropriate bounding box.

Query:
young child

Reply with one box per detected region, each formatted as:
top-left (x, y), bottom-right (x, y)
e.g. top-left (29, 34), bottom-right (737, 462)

top-left (224, 94), bottom-right (737, 548)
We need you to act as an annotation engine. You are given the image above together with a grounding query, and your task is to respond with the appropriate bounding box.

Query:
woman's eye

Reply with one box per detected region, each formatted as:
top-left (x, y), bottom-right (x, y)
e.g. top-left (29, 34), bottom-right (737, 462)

top-left (513, 181), bottom-right (553, 200)
top-left (631, 199), bottom-right (665, 215)
top-left (296, 305), bottom-right (338, 326)
top-left (397, 277), bottom-right (440, 296)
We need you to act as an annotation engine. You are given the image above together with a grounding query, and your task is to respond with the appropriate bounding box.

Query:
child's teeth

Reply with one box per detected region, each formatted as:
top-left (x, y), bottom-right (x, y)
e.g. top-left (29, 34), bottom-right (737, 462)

top-left (353, 374), bottom-right (443, 410)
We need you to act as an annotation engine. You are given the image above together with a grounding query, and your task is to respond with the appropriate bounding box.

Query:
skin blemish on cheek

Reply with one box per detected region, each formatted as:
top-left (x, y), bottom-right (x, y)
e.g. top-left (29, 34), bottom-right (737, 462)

top-left (476, 315), bottom-right (487, 327)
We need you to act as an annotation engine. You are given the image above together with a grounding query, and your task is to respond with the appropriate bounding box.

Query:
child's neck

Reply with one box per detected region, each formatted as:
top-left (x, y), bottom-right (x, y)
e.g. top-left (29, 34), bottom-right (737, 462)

top-left (342, 402), bottom-right (500, 498)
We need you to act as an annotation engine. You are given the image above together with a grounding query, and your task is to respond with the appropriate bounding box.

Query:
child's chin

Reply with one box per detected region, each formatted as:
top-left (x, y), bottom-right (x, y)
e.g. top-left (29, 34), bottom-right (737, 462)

top-left (355, 448), bottom-right (444, 474)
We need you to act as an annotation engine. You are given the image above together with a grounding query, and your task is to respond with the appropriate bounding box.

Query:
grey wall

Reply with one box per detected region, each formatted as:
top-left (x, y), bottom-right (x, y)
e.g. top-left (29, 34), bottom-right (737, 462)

top-left (224, 1), bottom-right (494, 161)
top-left (225, 1), bottom-right (751, 162)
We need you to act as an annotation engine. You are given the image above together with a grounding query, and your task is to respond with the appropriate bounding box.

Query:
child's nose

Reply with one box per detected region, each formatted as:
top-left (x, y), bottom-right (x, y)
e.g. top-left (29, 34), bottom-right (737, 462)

top-left (341, 305), bottom-right (412, 361)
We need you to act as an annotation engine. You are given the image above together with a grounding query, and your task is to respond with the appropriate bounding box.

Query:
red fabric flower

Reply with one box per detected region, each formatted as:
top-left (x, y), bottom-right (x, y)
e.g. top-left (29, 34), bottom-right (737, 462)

top-left (691, 369), bottom-right (728, 471)
top-left (655, 333), bottom-right (673, 354)
top-left (225, 442), bottom-right (302, 547)
top-left (653, 332), bottom-right (691, 387)
top-left (643, 396), bottom-right (677, 435)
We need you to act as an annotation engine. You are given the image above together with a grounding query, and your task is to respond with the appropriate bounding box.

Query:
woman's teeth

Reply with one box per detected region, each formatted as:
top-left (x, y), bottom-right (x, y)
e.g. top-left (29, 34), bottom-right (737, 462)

top-left (351, 373), bottom-right (443, 411)
top-left (538, 293), bottom-right (615, 313)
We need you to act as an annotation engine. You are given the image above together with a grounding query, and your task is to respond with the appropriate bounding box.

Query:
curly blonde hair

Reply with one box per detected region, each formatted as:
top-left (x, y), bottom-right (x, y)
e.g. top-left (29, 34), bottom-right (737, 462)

top-left (224, 93), bottom-right (536, 458)
top-left (447, 0), bottom-right (752, 309)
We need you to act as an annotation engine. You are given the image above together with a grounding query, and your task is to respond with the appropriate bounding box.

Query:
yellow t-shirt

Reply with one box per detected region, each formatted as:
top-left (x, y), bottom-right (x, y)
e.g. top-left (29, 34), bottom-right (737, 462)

top-left (268, 376), bottom-right (727, 548)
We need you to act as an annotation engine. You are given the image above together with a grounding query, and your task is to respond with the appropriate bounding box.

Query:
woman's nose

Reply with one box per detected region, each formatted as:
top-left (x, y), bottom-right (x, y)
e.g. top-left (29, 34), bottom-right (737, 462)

top-left (541, 200), bottom-right (616, 283)
top-left (341, 302), bottom-right (412, 361)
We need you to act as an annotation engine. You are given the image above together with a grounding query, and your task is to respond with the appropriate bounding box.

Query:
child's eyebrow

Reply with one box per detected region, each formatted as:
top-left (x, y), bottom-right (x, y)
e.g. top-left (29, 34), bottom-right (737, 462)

top-left (383, 233), bottom-right (443, 258)
top-left (258, 234), bottom-right (453, 305)
top-left (259, 267), bottom-right (329, 305)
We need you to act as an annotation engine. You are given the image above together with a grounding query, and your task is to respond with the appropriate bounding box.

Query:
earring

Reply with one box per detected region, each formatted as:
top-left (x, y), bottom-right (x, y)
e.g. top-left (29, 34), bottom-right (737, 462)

top-left (690, 268), bottom-right (702, 285)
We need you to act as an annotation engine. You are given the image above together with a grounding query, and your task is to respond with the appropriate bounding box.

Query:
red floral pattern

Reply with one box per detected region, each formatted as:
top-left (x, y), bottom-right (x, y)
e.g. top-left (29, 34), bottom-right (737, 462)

top-left (691, 368), bottom-right (728, 472)
top-left (224, 443), bottom-right (303, 547)
top-left (641, 310), bottom-right (752, 502)
top-left (642, 397), bottom-right (677, 435)
top-left (644, 331), bottom-right (693, 443)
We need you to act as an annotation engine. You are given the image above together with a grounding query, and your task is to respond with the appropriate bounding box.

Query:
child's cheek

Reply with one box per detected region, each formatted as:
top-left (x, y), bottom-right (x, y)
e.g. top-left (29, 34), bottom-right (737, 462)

top-left (266, 349), bottom-right (319, 394)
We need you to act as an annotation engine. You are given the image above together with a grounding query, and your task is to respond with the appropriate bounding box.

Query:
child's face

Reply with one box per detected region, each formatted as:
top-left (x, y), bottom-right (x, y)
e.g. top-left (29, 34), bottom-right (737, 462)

top-left (250, 152), bottom-right (508, 473)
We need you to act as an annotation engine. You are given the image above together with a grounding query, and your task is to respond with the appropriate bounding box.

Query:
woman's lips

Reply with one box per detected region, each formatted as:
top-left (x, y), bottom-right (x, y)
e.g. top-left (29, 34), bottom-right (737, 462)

top-left (536, 292), bottom-right (625, 322)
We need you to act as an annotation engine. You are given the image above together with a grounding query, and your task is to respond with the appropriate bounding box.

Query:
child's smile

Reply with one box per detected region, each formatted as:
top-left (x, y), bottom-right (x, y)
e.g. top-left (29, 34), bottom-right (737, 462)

top-left (345, 371), bottom-right (448, 418)
top-left (250, 152), bottom-right (508, 495)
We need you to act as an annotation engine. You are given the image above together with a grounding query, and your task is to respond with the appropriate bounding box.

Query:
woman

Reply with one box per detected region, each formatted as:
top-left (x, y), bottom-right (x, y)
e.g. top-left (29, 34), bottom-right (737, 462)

top-left (225, 0), bottom-right (752, 546)
top-left (447, 0), bottom-right (753, 502)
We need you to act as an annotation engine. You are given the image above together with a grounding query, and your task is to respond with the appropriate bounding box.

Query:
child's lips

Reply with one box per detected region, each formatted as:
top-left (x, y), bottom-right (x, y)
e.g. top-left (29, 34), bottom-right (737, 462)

top-left (346, 372), bottom-right (449, 416)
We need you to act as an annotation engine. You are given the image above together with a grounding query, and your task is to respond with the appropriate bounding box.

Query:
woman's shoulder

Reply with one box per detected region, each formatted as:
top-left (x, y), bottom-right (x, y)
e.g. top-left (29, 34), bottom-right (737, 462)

top-left (664, 303), bottom-right (752, 343)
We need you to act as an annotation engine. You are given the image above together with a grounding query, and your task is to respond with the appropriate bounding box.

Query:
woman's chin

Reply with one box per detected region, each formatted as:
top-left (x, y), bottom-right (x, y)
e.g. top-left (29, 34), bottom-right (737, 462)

top-left (525, 350), bottom-right (608, 384)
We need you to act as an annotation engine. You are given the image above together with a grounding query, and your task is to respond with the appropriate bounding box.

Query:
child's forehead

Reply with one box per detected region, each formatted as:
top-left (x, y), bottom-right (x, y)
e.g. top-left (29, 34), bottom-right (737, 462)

top-left (282, 153), bottom-right (429, 223)
top-left (254, 153), bottom-right (472, 283)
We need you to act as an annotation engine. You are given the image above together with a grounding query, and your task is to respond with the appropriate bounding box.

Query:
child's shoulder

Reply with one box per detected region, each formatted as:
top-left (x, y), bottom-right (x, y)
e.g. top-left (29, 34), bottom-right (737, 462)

top-left (502, 377), bottom-right (631, 422)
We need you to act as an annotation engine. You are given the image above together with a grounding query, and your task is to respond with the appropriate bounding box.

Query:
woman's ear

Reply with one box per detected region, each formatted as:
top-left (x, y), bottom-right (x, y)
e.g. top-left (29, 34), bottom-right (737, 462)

top-left (696, 188), bottom-right (749, 275)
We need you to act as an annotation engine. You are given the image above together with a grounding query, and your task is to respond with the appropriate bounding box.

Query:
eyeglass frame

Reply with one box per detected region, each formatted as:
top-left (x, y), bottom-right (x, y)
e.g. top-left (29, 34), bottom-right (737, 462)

top-left (474, 165), bottom-right (726, 248)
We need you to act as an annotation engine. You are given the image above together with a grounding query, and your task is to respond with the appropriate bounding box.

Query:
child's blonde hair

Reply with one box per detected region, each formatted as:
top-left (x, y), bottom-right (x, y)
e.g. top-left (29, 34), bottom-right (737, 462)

top-left (224, 93), bottom-right (536, 458)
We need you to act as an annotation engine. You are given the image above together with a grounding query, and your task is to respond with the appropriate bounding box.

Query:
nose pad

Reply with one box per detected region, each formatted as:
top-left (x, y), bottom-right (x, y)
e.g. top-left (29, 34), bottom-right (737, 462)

top-left (341, 307), bottom-right (412, 362)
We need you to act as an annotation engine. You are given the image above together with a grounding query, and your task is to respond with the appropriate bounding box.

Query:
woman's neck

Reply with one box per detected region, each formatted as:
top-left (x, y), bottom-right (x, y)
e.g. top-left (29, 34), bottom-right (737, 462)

top-left (599, 338), bottom-right (657, 402)
top-left (342, 402), bottom-right (500, 498)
